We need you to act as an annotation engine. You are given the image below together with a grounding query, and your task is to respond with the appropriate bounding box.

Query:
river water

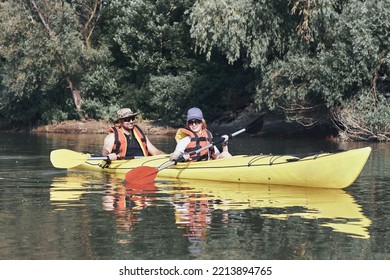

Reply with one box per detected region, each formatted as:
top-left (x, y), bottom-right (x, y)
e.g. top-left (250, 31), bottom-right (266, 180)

top-left (0, 132), bottom-right (389, 260)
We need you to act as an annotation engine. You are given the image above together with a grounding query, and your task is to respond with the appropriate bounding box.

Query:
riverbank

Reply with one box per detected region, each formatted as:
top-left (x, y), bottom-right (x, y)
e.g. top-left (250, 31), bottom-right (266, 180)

top-left (30, 119), bottom-right (178, 135)
top-left (2, 114), bottom-right (337, 139)
top-left (1, 102), bottom-right (341, 139)
top-left (1, 104), bottom-right (260, 136)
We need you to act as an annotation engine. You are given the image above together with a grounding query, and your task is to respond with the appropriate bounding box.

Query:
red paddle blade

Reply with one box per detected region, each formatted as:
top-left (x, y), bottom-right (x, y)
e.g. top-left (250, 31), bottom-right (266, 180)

top-left (125, 166), bottom-right (159, 185)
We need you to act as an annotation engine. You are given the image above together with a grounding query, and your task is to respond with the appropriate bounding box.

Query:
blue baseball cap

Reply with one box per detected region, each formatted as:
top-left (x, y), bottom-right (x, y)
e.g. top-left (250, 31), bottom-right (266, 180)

top-left (186, 107), bottom-right (203, 121)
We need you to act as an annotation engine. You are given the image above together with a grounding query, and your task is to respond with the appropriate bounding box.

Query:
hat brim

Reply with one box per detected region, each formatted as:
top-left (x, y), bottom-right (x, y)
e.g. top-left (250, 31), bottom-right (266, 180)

top-left (115, 112), bottom-right (139, 123)
top-left (187, 116), bottom-right (203, 122)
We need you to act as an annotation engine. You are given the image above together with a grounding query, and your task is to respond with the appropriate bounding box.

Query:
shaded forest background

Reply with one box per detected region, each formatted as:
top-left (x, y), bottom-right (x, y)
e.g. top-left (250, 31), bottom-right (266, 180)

top-left (0, 0), bottom-right (389, 141)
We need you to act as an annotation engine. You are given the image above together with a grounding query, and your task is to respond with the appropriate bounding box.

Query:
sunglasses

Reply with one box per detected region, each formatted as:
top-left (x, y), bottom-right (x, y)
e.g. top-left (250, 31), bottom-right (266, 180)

top-left (188, 119), bottom-right (201, 125)
top-left (122, 116), bottom-right (136, 122)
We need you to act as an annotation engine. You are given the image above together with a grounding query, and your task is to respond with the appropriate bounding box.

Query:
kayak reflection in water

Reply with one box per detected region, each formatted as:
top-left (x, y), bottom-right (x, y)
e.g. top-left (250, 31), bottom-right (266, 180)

top-left (170, 107), bottom-right (231, 162)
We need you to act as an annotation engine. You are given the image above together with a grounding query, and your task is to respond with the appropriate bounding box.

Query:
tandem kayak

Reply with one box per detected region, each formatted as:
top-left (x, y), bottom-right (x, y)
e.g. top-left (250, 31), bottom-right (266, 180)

top-left (50, 147), bottom-right (372, 189)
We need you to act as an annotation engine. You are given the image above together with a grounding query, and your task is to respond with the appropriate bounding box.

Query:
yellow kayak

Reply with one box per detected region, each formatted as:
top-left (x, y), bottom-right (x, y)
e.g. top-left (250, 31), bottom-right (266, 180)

top-left (51, 147), bottom-right (371, 189)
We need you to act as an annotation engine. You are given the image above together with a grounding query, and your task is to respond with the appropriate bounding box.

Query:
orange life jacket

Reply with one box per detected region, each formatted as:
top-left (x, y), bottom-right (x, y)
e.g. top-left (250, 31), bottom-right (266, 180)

top-left (177, 128), bottom-right (214, 161)
top-left (109, 125), bottom-right (149, 157)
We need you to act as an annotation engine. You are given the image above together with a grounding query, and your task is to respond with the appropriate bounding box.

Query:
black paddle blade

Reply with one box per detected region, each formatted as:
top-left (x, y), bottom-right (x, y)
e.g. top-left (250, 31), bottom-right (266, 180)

top-left (245, 112), bottom-right (265, 134)
top-left (125, 166), bottom-right (159, 185)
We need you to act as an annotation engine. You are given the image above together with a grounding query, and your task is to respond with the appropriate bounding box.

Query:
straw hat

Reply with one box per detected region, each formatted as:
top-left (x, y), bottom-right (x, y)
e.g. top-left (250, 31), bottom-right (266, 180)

top-left (115, 108), bottom-right (139, 122)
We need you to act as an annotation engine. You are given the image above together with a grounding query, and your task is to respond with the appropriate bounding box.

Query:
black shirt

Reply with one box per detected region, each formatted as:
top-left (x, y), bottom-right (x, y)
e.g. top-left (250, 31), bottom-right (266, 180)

top-left (124, 132), bottom-right (144, 156)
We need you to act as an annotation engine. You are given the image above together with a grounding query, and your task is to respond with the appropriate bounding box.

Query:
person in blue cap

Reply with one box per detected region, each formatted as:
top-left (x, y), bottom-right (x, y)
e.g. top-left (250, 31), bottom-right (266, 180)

top-left (170, 107), bottom-right (231, 162)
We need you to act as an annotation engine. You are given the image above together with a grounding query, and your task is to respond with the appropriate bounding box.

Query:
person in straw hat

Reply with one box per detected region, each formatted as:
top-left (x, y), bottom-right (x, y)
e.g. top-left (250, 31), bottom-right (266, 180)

top-left (102, 108), bottom-right (165, 161)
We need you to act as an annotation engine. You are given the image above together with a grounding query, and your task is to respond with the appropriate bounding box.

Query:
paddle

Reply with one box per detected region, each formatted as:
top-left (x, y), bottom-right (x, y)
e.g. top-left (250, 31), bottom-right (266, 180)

top-left (50, 149), bottom-right (142, 169)
top-left (125, 113), bottom-right (265, 185)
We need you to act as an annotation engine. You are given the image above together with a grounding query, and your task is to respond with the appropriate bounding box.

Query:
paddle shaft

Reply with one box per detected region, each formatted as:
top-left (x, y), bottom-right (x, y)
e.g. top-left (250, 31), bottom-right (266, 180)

top-left (191, 128), bottom-right (246, 156)
top-left (88, 155), bottom-right (143, 161)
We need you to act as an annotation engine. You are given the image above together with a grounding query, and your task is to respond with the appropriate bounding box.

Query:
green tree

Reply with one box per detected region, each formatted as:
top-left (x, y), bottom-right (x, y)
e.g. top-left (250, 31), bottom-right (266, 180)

top-left (105, 0), bottom-right (200, 123)
top-left (189, 0), bottom-right (389, 140)
top-left (0, 0), bottom-right (110, 124)
top-left (105, 0), bottom-right (255, 126)
top-left (189, 0), bottom-right (293, 69)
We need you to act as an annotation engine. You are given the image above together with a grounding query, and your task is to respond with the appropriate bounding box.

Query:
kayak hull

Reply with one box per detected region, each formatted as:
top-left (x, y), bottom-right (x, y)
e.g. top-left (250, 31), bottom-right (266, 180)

top-left (68, 147), bottom-right (372, 189)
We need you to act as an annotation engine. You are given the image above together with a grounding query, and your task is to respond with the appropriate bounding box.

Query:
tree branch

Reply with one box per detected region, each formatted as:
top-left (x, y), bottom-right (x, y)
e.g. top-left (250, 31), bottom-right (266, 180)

top-left (29, 0), bottom-right (54, 37)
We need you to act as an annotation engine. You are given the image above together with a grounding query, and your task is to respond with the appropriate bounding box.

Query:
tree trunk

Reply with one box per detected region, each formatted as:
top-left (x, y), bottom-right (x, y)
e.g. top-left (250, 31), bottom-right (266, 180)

top-left (66, 77), bottom-right (82, 111)
top-left (30, 0), bottom-right (84, 112)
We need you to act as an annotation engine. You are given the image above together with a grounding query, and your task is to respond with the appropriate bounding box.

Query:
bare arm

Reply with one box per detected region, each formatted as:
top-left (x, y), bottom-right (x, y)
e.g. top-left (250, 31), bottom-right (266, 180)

top-left (146, 137), bottom-right (165, 156)
top-left (102, 134), bottom-right (118, 160)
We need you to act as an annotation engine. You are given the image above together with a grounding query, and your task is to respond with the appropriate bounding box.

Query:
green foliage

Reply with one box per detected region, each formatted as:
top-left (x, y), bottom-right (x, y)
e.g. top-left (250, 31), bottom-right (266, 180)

top-left (106, 0), bottom-right (249, 123)
top-left (0, 92), bottom-right (40, 124)
top-left (41, 109), bottom-right (69, 125)
top-left (79, 47), bottom-right (121, 101)
top-left (108, 0), bottom-right (196, 76)
top-left (0, 1), bottom-right (58, 97)
top-left (355, 95), bottom-right (389, 133)
top-left (0, 0), bottom-right (388, 141)
top-left (188, 0), bottom-right (389, 140)
top-left (189, 0), bottom-right (293, 69)
top-left (253, 0), bottom-right (389, 139)
top-left (0, 1), bottom-right (84, 122)
top-left (333, 94), bottom-right (390, 141)
top-left (0, 0), bottom-right (112, 124)
top-left (81, 98), bottom-right (120, 121)
top-left (147, 72), bottom-right (195, 125)
top-left (142, 62), bottom-right (256, 126)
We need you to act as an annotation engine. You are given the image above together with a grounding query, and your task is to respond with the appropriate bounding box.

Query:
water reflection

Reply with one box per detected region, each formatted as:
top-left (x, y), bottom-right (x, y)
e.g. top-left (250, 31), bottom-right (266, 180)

top-left (160, 180), bottom-right (371, 240)
top-left (50, 172), bottom-right (159, 246)
top-left (51, 173), bottom-right (89, 209)
top-left (50, 172), bottom-right (372, 248)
